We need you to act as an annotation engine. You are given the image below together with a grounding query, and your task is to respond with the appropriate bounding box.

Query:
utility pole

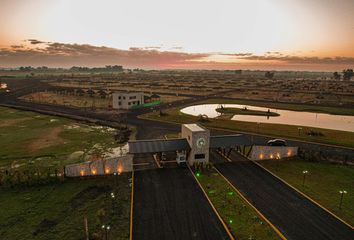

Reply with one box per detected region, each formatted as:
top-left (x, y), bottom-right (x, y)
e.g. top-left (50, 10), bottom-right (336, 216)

top-left (84, 216), bottom-right (89, 240)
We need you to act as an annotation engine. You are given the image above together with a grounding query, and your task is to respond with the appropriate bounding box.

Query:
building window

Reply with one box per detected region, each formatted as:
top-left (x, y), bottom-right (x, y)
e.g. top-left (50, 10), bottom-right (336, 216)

top-left (118, 96), bottom-right (121, 99)
top-left (123, 96), bottom-right (126, 100)
top-left (195, 154), bottom-right (205, 159)
top-left (118, 102), bottom-right (121, 105)
top-left (188, 135), bottom-right (190, 140)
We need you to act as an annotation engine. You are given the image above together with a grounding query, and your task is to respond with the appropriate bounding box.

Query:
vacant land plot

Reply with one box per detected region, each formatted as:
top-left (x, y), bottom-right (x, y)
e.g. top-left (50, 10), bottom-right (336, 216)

top-left (260, 158), bottom-right (354, 226)
top-left (0, 174), bottom-right (131, 240)
top-left (196, 167), bottom-right (280, 239)
top-left (20, 91), bottom-right (188, 109)
top-left (0, 106), bottom-right (117, 170)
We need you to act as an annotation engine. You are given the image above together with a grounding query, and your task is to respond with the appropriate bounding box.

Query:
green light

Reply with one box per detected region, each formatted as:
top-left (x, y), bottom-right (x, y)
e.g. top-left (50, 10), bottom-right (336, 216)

top-left (229, 219), bottom-right (233, 224)
top-left (209, 190), bottom-right (216, 194)
top-left (196, 172), bottom-right (200, 177)
top-left (228, 191), bottom-right (234, 196)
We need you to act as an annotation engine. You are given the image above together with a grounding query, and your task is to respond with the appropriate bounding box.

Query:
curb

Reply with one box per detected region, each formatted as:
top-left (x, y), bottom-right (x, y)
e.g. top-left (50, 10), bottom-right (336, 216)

top-left (188, 165), bottom-right (235, 240)
top-left (129, 171), bottom-right (134, 240)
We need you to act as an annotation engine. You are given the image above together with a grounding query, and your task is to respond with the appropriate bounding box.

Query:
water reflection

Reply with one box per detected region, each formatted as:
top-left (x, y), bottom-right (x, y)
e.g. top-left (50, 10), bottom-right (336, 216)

top-left (181, 104), bottom-right (354, 132)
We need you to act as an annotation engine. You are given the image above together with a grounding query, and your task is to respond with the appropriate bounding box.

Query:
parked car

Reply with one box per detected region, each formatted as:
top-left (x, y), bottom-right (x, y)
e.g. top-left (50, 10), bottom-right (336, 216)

top-left (267, 139), bottom-right (287, 146)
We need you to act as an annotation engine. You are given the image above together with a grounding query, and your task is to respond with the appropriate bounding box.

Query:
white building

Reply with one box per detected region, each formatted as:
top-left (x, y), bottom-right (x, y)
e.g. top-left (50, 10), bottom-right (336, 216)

top-left (181, 124), bottom-right (210, 165)
top-left (112, 92), bottom-right (144, 110)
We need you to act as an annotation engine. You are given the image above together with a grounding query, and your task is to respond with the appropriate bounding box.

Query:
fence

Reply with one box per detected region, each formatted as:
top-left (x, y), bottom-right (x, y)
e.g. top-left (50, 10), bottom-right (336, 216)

top-left (249, 146), bottom-right (298, 160)
top-left (65, 154), bottom-right (133, 177)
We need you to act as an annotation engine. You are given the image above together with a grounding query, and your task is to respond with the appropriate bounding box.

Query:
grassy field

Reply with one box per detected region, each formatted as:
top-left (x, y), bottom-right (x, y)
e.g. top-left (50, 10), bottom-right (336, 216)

top-left (0, 174), bottom-right (131, 240)
top-left (259, 158), bottom-right (354, 226)
top-left (195, 167), bottom-right (280, 239)
top-left (141, 102), bottom-right (354, 148)
top-left (0, 106), bottom-right (118, 170)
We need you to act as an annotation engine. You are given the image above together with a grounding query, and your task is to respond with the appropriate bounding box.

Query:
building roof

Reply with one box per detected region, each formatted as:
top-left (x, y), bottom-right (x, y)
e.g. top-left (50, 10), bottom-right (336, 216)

top-left (183, 124), bottom-right (205, 132)
top-left (128, 138), bottom-right (190, 154)
top-left (210, 135), bottom-right (251, 148)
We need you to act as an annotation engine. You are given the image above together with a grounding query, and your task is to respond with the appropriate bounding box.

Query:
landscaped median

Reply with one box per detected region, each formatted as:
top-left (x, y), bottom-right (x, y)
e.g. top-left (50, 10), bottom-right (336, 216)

top-left (140, 102), bottom-right (354, 148)
top-left (194, 167), bottom-right (281, 239)
top-left (259, 158), bottom-right (354, 227)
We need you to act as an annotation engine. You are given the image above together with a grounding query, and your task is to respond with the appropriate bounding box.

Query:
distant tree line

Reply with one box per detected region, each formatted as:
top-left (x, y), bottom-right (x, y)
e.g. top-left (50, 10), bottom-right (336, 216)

top-left (333, 69), bottom-right (353, 81)
top-left (12, 65), bottom-right (124, 72)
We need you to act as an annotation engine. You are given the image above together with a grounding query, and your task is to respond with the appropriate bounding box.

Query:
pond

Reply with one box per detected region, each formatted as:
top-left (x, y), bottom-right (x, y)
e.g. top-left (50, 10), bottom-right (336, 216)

top-left (180, 104), bottom-right (354, 132)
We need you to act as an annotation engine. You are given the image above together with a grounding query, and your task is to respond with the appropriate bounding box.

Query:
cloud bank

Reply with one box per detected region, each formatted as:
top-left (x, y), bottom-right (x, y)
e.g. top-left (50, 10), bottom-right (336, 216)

top-left (0, 40), bottom-right (353, 71)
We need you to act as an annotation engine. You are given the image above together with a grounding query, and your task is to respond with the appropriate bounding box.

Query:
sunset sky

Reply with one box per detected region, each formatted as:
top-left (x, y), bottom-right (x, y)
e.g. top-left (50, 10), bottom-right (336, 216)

top-left (0, 0), bottom-right (353, 71)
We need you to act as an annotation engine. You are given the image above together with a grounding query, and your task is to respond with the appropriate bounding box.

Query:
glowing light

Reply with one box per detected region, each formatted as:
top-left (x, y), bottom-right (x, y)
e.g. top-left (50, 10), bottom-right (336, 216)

top-left (287, 150), bottom-right (292, 156)
top-left (80, 170), bottom-right (85, 176)
top-left (117, 165), bottom-right (123, 175)
top-left (259, 154), bottom-right (264, 159)
top-left (91, 169), bottom-right (97, 175)
top-left (229, 219), bottom-right (233, 224)
top-left (105, 168), bottom-right (110, 174)
top-left (196, 172), bottom-right (201, 177)
top-left (270, 154), bottom-right (274, 159)
top-left (228, 191), bottom-right (234, 196)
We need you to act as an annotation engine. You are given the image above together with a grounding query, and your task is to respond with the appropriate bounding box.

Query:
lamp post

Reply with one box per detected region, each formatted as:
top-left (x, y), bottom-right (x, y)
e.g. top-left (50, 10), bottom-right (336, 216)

top-left (302, 170), bottom-right (309, 187)
top-left (339, 190), bottom-right (347, 210)
top-left (101, 225), bottom-right (110, 240)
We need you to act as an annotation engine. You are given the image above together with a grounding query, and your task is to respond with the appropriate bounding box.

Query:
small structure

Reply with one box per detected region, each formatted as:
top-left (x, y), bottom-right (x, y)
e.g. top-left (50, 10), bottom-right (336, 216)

top-left (112, 92), bottom-right (145, 110)
top-left (150, 93), bottom-right (161, 102)
top-left (181, 124), bottom-right (210, 165)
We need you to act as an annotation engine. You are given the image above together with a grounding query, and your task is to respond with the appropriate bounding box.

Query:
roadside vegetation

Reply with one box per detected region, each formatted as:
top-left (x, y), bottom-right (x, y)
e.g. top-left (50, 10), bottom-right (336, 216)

top-left (195, 166), bottom-right (280, 239)
top-left (0, 175), bottom-right (131, 240)
top-left (141, 102), bottom-right (354, 148)
top-left (259, 158), bottom-right (354, 226)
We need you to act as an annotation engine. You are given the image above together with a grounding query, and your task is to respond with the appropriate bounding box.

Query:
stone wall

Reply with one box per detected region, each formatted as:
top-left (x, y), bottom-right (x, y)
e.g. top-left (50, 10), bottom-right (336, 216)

top-left (250, 146), bottom-right (298, 160)
top-left (65, 154), bottom-right (133, 177)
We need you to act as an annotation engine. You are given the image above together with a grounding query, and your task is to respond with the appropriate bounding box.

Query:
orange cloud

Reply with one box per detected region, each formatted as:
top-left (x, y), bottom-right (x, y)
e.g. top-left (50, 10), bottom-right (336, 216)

top-left (0, 40), bottom-right (353, 71)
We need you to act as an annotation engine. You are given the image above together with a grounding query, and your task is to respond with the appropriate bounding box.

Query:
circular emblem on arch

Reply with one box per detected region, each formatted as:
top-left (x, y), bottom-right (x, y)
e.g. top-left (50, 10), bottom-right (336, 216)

top-left (196, 137), bottom-right (206, 148)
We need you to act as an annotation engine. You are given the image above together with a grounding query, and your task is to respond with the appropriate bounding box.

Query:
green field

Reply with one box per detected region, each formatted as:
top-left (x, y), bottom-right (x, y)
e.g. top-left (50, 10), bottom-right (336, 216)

top-left (259, 158), bottom-right (354, 226)
top-left (196, 167), bottom-right (280, 240)
top-left (0, 174), bottom-right (131, 240)
top-left (141, 101), bottom-right (354, 148)
top-left (0, 106), bottom-right (119, 170)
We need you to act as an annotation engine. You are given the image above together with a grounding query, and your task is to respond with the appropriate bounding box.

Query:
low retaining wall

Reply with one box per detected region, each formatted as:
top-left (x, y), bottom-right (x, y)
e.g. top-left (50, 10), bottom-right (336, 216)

top-left (250, 146), bottom-right (298, 160)
top-left (65, 154), bottom-right (133, 177)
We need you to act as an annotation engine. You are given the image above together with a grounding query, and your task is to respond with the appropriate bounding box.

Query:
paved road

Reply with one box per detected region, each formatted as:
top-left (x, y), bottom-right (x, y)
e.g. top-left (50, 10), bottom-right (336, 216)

top-left (212, 151), bottom-right (354, 240)
top-left (132, 168), bottom-right (231, 240)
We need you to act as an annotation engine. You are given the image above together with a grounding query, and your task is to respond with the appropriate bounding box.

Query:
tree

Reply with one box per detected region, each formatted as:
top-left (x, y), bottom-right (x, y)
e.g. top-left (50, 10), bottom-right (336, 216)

top-left (342, 69), bottom-right (353, 81)
top-left (265, 71), bottom-right (274, 79)
top-left (333, 72), bottom-right (341, 80)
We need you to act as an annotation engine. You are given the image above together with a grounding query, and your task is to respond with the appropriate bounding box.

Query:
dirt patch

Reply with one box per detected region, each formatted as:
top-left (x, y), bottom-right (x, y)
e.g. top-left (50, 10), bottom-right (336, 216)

top-left (0, 117), bottom-right (32, 127)
top-left (33, 219), bottom-right (58, 236)
top-left (69, 185), bottom-right (111, 209)
top-left (26, 127), bottom-right (64, 152)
